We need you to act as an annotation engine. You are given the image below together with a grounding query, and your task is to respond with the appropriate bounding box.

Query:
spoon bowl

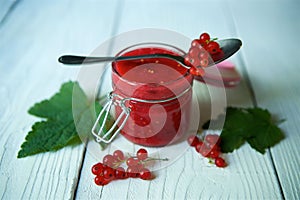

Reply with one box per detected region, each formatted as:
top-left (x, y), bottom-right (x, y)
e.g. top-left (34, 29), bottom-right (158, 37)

top-left (58, 39), bottom-right (242, 68)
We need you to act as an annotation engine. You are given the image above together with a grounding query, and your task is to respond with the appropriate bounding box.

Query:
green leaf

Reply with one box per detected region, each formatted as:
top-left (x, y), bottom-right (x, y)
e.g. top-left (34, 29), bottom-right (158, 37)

top-left (28, 81), bottom-right (76, 119)
top-left (219, 107), bottom-right (250, 152)
top-left (220, 129), bottom-right (245, 153)
top-left (18, 81), bottom-right (109, 158)
top-left (203, 107), bottom-right (285, 154)
top-left (17, 119), bottom-right (77, 158)
top-left (245, 108), bottom-right (285, 154)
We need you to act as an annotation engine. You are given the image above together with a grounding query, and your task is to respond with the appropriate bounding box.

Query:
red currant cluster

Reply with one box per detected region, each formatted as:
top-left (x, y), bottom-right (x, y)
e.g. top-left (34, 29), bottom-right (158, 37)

top-left (187, 134), bottom-right (227, 167)
top-left (92, 148), bottom-right (166, 186)
top-left (185, 32), bottom-right (223, 76)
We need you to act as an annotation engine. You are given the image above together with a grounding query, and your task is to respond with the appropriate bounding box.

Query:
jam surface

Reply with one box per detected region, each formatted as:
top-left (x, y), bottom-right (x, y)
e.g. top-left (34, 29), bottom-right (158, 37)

top-left (113, 47), bottom-right (188, 83)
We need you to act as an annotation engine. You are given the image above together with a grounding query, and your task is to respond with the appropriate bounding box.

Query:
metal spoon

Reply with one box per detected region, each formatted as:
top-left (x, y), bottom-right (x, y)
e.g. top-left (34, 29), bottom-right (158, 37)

top-left (58, 39), bottom-right (242, 68)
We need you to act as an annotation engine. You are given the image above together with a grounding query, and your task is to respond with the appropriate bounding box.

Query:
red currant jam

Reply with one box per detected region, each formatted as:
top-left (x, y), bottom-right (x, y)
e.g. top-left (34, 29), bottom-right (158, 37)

top-left (112, 44), bottom-right (193, 146)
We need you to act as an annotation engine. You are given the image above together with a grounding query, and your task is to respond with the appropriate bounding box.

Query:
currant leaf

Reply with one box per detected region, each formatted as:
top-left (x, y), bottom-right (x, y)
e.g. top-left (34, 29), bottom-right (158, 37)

top-left (203, 107), bottom-right (285, 154)
top-left (18, 81), bottom-right (110, 158)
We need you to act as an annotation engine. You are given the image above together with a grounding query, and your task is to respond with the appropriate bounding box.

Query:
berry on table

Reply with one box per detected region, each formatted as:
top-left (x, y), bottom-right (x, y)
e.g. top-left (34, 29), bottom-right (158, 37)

top-left (195, 142), bottom-right (203, 153)
top-left (215, 157), bottom-right (227, 168)
top-left (126, 157), bottom-right (139, 167)
top-left (115, 167), bottom-right (127, 179)
top-left (205, 134), bottom-right (220, 145)
top-left (92, 148), bottom-right (165, 185)
top-left (102, 154), bottom-right (116, 167)
top-left (139, 168), bottom-right (152, 180)
top-left (126, 166), bottom-right (140, 178)
top-left (94, 175), bottom-right (110, 186)
top-left (187, 135), bottom-right (200, 147)
top-left (199, 145), bottom-right (211, 157)
top-left (103, 167), bottom-right (115, 179)
top-left (113, 150), bottom-right (125, 161)
top-left (187, 133), bottom-right (227, 168)
top-left (209, 148), bottom-right (220, 159)
top-left (91, 162), bottom-right (105, 175)
top-left (137, 148), bottom-right (148, 160)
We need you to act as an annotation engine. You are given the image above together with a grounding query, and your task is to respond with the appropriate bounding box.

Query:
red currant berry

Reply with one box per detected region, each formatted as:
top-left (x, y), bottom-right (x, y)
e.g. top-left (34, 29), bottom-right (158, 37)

top-left (202, 44), bottom-right (209, 51)
top-left (115, 167), bottom-right (127, 179)
top-left (126, 157), bottom-right (139, 167)
top-left (184, 55), bottom-right (193, 67)
top-left (199, 145), bottom-right (211, 157)
top-left (195, 140), bottom-right (204, 153)
top-left (103, 155), bottom-right (116, 167)
top-left (209, 148), bottom-right (220, 159)
top-left (91, 163), bottom-right (105, 175)
top-left (191, 57), bottom-right (201, 67)
top-left (210, 50), bottom-right (224, 62)
top-left (187, 135), bottom-right (199, 147)
top-left (188, 47), bottom-right (200, 57)
top-left (139, 168), bottom-right (152, 180)
top-left (191, 39), bottom-right (202, 48)
top-left (135, 162), bottom-right (144, 171)
top-left (137, 148), bottom-right (148, 161)
top-left (199, 50), bottom-right (209, 60)
top-left (113, 150), bottom-right (125, 161)
top-left (207, 143), bottom-right (221, 152)
top-left (200, 59), bottom-right (209, 68)
top-left (94, 175), bottom-right (110, 186)
top-left (103, 167), bottom-right (115, 179)
top-left (126, 166), bottom-right (140, 178)
top-left (205, 134), bottom-right (220, 145)
top-left (215, 157), bottom-right (227, 168)
top-left (199, 33), bottom-right (210, 46)
top-left (206, 41), bottom-right (221, 55)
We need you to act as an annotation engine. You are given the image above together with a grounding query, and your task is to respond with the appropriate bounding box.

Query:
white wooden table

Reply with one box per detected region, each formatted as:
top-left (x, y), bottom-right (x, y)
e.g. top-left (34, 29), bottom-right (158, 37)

top-left (1, 0), bottom-right (300, 199)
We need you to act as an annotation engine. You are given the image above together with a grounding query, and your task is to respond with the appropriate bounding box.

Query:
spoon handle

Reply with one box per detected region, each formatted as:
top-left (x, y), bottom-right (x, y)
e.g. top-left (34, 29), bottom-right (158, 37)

top-left (58, 54), bottom-right (185, 65)
top-left (58, 55), bottom-right (116, 64)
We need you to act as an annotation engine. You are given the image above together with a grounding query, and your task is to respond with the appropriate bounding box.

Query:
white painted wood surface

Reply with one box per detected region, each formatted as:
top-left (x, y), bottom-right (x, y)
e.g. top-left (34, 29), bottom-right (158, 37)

top-left (0, 0), bottom-right (299, 199)
top-left (228, 1), bottom-right (300, 199)
top-left (0, 0), bottom-right (117, 199)
top-left (0, 0), bottom-right (17, 23)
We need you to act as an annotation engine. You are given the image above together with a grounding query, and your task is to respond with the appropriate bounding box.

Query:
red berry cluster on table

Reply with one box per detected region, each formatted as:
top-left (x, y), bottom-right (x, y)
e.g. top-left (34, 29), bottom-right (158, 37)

top-left (187, 134), bottom-right (227, 167)
top-left (91, 148), bottom-right (168, 186)
top-left (185, 32), bottom-right (223, 76)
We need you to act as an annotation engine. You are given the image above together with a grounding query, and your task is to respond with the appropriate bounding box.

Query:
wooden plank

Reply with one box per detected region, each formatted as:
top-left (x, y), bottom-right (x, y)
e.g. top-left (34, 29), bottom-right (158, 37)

top-left (228, 0), bottom-right (300, 199)
top-left (75, 0), bottom-right (283, 199)
top-left (0, 0), bottom-right (118, 199)
top-left (0, 0), bottom-right (17, 24)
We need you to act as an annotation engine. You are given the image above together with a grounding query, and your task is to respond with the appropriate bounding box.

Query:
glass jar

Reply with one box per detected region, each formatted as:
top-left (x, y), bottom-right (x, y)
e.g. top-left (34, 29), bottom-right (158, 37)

top-left (93, 43), bottom-right (193, 147)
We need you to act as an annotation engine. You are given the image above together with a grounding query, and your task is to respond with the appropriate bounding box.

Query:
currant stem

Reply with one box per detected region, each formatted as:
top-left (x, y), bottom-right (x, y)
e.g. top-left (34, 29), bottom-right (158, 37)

top-left (143, 157), bottom-right (169, 162)
top-left (208, 158), bottom-right (214, 164)
top-left (112, 159), bottom-right (125, 168)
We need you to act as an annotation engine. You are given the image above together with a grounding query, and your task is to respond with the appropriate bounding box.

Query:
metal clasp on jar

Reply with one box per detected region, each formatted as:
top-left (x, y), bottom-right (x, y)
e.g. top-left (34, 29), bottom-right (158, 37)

top-left (91, 92), bottom-right (131, 144)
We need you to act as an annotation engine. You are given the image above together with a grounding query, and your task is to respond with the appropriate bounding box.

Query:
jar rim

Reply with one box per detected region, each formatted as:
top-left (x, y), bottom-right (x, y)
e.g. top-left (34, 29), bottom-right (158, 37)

top-left (112, 86), bottom-right (192, 104)
top-left (111, 42), bottom-right (192, 87)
